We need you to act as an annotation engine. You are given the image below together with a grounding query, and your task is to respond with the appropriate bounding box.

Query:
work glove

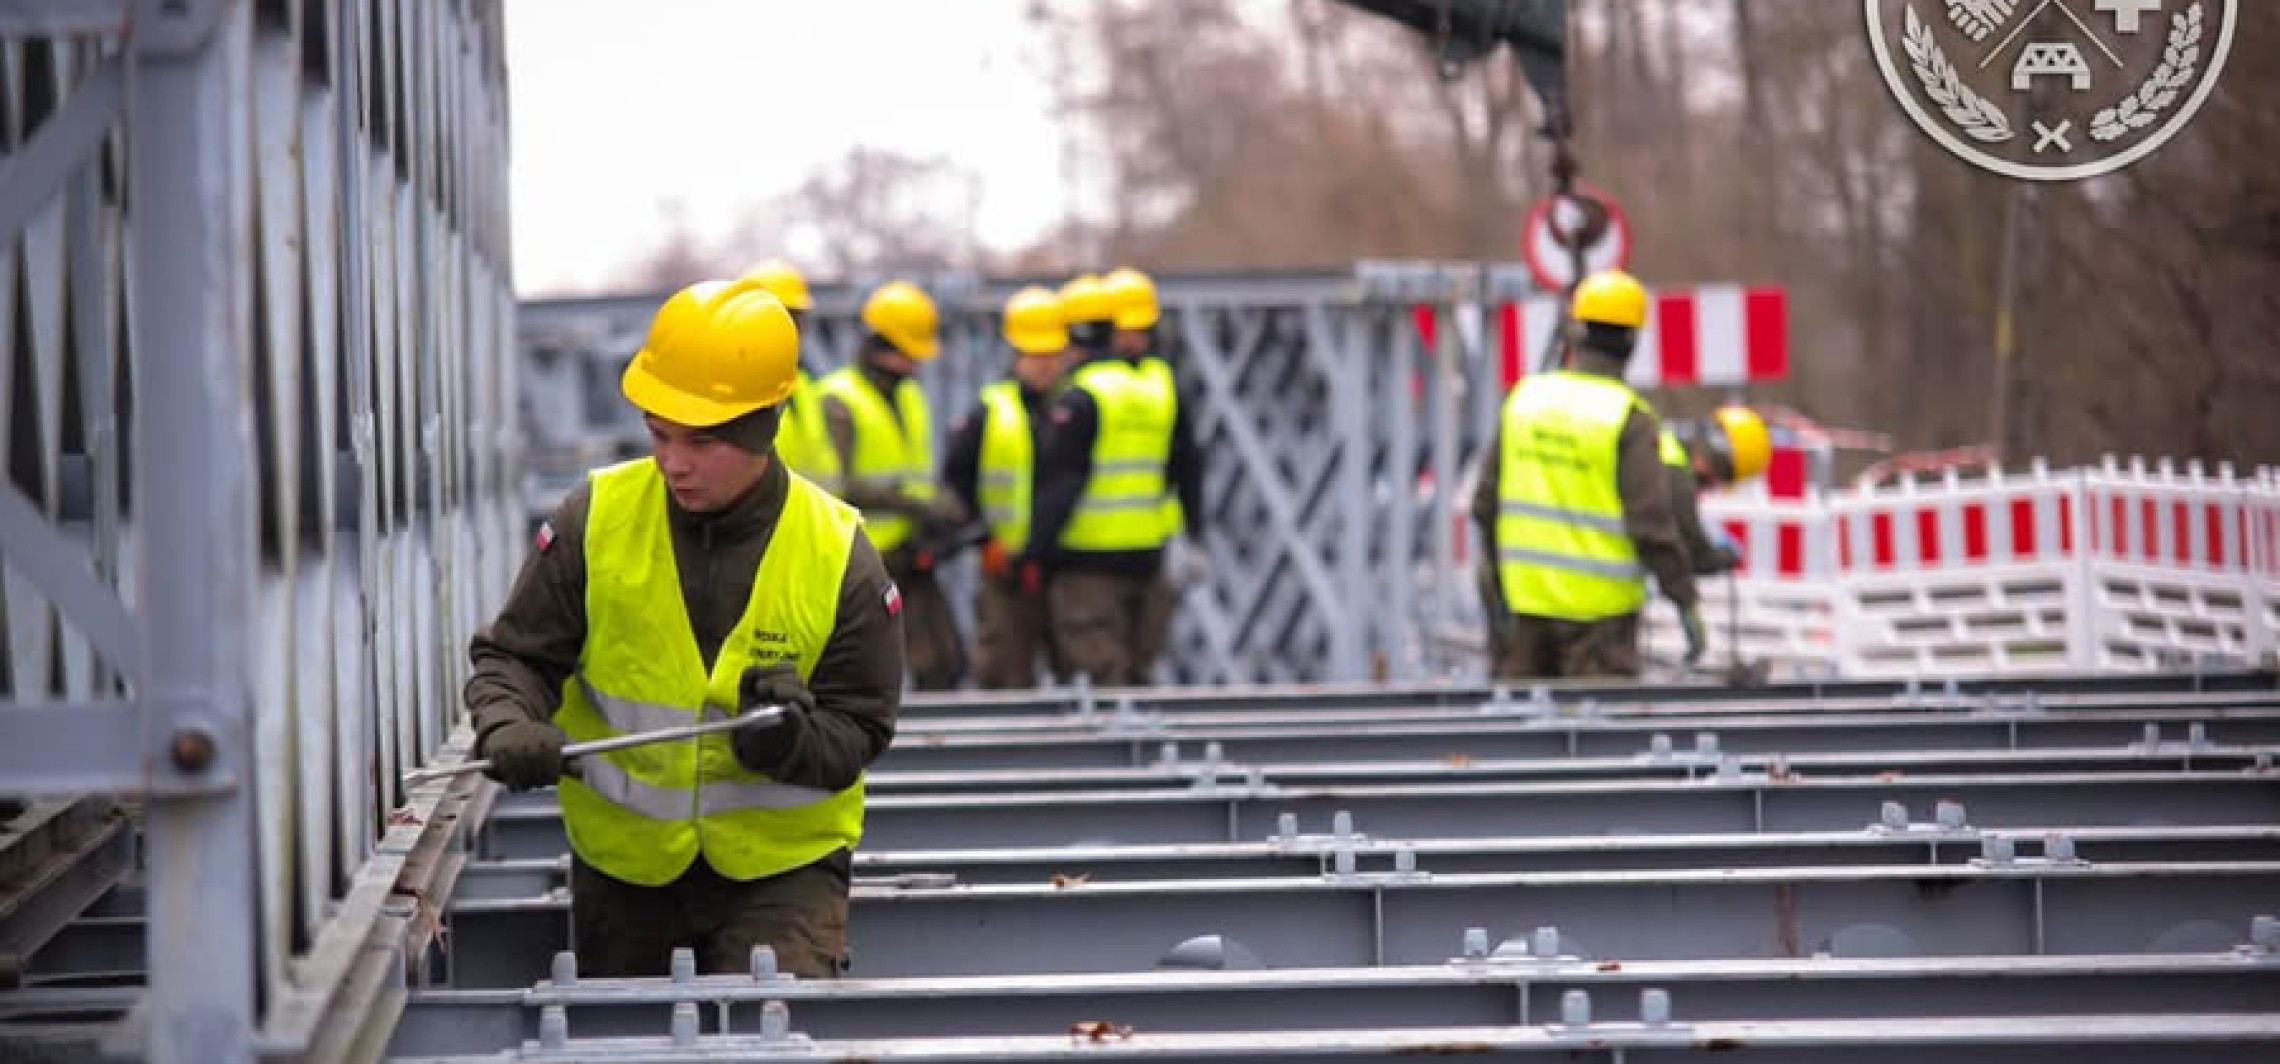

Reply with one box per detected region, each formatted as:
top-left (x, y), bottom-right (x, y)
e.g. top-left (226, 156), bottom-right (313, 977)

top-left (981, 539), bottom-right (1012, 580)
top-left (1019, 559), bottom-right (1044, 597)
top-left (1700, 542), bottom-right (1744, 575)
top-left (476, 720), bottom-right (566, 792)
top-left (1679, 604), bottom-right (1709, 666)
top-left (731, 664), bottom-right (812, 775)
top-left (916, 493), bottom-right (968, 534)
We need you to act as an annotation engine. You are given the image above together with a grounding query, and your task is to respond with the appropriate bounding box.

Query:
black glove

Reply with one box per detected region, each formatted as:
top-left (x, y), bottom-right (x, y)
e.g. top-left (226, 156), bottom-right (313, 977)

top-left (477, 719), bottom-right (566, 792)
top-left (731, 664), bottom-right (813, 774)
top-left (1704, 542), bottom-right (1744, 574)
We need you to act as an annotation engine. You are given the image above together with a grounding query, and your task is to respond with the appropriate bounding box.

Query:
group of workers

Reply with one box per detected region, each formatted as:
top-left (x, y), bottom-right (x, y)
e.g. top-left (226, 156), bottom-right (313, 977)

top-left (460, 260), bottom-right (1201, 981)
top-left (455, 253), bottom-right (1766, 985)
top-left (1471, 268), bottom-right (1772, 681)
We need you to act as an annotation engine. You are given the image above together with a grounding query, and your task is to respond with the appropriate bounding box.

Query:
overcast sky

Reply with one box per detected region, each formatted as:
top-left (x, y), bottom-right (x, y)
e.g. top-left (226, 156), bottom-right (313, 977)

top-left (502, 0), bottom-right (1076, 296)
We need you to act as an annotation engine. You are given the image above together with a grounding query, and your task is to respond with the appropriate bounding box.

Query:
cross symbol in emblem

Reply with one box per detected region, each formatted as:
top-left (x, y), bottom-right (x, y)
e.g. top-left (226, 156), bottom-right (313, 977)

top-left (2033, 119), bottom-right (2075, 152)
top-left (2094, 0), bottom-right (2161, 33)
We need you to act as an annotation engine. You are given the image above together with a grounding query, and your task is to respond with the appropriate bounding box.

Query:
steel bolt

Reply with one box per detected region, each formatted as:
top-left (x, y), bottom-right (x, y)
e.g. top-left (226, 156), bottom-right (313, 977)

top-left (670, 946), bottom-right (696, 984)
top-left (1462, 927), bottom-right (1489, 958)
top-left (1277, 812), bottom-right (1299, 840)
top-left (671, 1002), bottom-right (700, 1046)
top-left (538, 1005), bottom-right (569, 1050)
top-left (2023, 691), bottom-right (2042, 714)
top-left (1981, 835), bottom-right (2015, 864)
top-left (2045, 834), bottom-right (2077, 863)
top-left (1333, 842), bottom-right (1357, 877)
top-left (1530, 685), bottom-right (1554, 712)
top-left (1394, 846), bottom-right (1417, 874)
top-left (1649, 733), bottom-right (1673, 760)
top-left (169, 728), bottom-right (216, 773)
top-left (1695, 732), bottom-right (1719, 758)
top-left (1640, 988), bottom-right (1672, 1025)
top-left (2188, 722), bottom-right (2209, 749)
top-left (1158, 742), bottom-right (1179, 767)
top-left (750, 945), bottom-right (778, 982)
top-left (1715, 755), bottom-right (1741, 782)
top-left (2142, 723), bottom-right (2162, 749)
top-left (2256, 753), bottom-right (2273, 772)
top-left (1246, 767), bottom-right (1265, 788)
top-left (1534, 926), bottom-right (1561, 958)
top-left (1881, 801), bottom-right (1909, 831)
top-left (1203, 741), bottom-right (1225, 769)
top-left (550, 950), bottom-right (577, 987)
top-left (1942, 678), bottom-right (1961, 705)
top-left (760, 1000), bottom-right (792, 1041)
top-left (1936, 801), bottom-right (1968, 830)
top-left (2246, 915), bottom-right (2280, 952)
top-left (1333, 810), bottom-right (1355, 841)
top-left (1560, 989), bottom-right (1591, 1025)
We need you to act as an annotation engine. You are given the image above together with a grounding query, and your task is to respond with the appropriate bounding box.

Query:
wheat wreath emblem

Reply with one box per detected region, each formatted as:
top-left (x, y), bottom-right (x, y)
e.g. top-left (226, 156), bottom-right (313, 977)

top-left (2090, 2), bottom-right (2204, 142)
top-left (1902, 4), bottom-right (2013, 143)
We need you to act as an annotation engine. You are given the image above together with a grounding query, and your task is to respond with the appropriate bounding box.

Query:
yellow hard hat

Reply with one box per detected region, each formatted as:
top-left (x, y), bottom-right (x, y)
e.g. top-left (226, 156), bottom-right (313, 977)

top-left (621, 278), bottom-right (799, 427)
top-left (1570, 269), bottom-right (1650, 330)
top-left (1058, 273), bottom-right (1114, 325)
top-left (1714, 405), bottom-right (1772, 482)
top-left (1001, 286), bottom-right (1069, 356)
top-left (861, 280), bottom-right (941, 360)
top-left (1100, 267), bottom-right (1160, 330)
top-left (739, 257), bottom-right (813, 311)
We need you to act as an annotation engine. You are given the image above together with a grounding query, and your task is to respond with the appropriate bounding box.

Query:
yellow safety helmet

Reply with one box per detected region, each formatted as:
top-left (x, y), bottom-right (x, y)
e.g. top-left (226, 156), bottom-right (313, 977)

top-left (861, 280), bottom-right (941, 360)
top-left (1100, 267), bottom-right (1161, 330)
top-left (1058, 273), bottom-right (1114, 325)
top-left (621, 278), bottom-right (799, 426)
top-left (1001, 286), bottom-right (1069, 357)
top-left (1570, 269), bottom-right (1650, 330)
top-left (1714, 405), bottom-right (1773, 482)
top-left (739, 257), bottom-right (813, 312)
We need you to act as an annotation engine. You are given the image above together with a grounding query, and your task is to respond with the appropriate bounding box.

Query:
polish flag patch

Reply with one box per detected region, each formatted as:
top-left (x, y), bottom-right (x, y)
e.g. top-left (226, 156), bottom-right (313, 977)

top-left (534, 521), bottom-right (556, 553)
top-left (883, 582), bottom-right (903, 616)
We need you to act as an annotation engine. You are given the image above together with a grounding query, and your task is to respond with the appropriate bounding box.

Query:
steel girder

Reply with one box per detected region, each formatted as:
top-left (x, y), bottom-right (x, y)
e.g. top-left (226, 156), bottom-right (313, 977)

top-left (381, 952), bottom-right (2280, 1051)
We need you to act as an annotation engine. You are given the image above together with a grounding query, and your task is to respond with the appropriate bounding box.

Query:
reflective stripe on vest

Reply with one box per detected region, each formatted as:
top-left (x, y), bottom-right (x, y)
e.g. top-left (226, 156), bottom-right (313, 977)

top-left (1495, 370), bottom-right (1652, 622)
top-left (976, 381), bottom-right (1035, 553)
top-left (816, 367), bottom-right (934, 552)
top-left (774, 372), bottom-right (844, 493)
top-left (552, 458), bottom-right (865, 887)
top-left (1061, 359), bottom-right (1174, 552)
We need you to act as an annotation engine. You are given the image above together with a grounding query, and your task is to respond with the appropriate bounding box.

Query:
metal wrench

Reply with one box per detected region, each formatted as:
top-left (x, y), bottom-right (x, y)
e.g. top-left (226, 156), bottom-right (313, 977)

top-left (401, 705), bottom-right (786, 786)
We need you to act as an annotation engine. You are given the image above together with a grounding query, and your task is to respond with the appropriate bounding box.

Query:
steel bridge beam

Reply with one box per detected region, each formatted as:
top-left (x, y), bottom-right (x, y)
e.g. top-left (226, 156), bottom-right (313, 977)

top-left (475, 771), bottom-right (2280, 857)
top-left (384, 952), bottom-right (2280, 1051)
top-left (876, 708), bottom-right (2280, 771)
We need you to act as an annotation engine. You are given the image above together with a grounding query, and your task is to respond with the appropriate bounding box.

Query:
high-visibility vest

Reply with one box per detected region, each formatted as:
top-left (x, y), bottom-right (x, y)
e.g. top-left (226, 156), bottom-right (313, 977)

top-left (1060, 359), bottom-right (1174, 552)
top-left (1138, 356), bottom-right (1186, 537)
top-left (1659, 427), bottom-right (1689, 469)
top-left (773, 371), bottom-right (843, 493)
top-left (976, 381), bottom-right (1034, 553)
top-left (816, 367), bottom-right (934, 552)
top-left (553, 459), bottom-right (864, 887)
top-left (1495, 371), bottom-right (1654, 621)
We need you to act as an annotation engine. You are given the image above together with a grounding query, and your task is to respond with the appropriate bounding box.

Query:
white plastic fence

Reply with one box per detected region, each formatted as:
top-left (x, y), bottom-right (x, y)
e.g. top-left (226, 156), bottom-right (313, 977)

top-left (1642, 457), bottom-right (2280, 679)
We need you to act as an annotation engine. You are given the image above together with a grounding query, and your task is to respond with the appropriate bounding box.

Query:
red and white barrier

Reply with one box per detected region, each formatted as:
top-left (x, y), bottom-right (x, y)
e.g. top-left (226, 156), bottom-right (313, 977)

top-left (1489, 285), bottom-right (1790, 390)
top-left (1637, 457), bottom-right (2280, 680)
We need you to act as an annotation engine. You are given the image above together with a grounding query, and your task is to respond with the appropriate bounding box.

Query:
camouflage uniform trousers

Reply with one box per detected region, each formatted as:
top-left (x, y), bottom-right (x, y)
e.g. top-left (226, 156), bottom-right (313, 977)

top-left (570, 850), bottom-right (851, 978)
top-left (1490, 612), bottom-right (1642, 681)
top-left (973, 573), bottom-right (1056, 689)
top-left (890, 564), bottom-right (965, 692)
top-left (1048, 571), bottom-right (1175, 687)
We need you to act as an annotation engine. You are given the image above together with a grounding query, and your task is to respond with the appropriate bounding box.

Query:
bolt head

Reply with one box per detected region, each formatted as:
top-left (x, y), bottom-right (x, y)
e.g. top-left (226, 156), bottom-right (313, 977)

top-left (169, 728), bottom-right (216, 772)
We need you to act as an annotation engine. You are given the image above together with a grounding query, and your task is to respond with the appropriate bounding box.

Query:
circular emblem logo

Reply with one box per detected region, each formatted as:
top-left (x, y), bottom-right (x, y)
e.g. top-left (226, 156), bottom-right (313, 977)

top-left (1865, 0), bottom-right (2235, 181)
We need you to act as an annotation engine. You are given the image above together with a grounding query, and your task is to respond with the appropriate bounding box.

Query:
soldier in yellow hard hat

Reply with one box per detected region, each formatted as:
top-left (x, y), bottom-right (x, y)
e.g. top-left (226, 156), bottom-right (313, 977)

top-left (815, 280), bottom-right (969, 690)
top-left (1022, 268), bottom-right (1203, 686)
top-left (737, 259), bottom-right (841, 493)
top-left (1661, 404), bottom-right (1775, 575)
top-left (465, 277), bottom-right (904, 979)
top-left (941, 287), bottom-right (1075, 688)
top-left (1469, 269), bottom-right (1704, 679)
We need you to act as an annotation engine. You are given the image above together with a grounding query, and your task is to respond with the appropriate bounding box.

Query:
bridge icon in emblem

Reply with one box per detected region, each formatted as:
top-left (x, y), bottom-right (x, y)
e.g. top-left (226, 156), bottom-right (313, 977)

top-left (2013, 41), bottom-right (2093, 89)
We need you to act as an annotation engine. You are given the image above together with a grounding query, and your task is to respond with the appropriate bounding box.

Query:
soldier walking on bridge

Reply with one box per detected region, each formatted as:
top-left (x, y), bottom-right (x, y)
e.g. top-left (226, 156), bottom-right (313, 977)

top-left (464, 277), bottom-right (905, 978)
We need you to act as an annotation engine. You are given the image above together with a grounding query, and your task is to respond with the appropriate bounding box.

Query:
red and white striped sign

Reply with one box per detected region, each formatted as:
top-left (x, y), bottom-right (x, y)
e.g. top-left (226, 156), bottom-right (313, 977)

top-left (1494, 285), bottom-right (1789, 389)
